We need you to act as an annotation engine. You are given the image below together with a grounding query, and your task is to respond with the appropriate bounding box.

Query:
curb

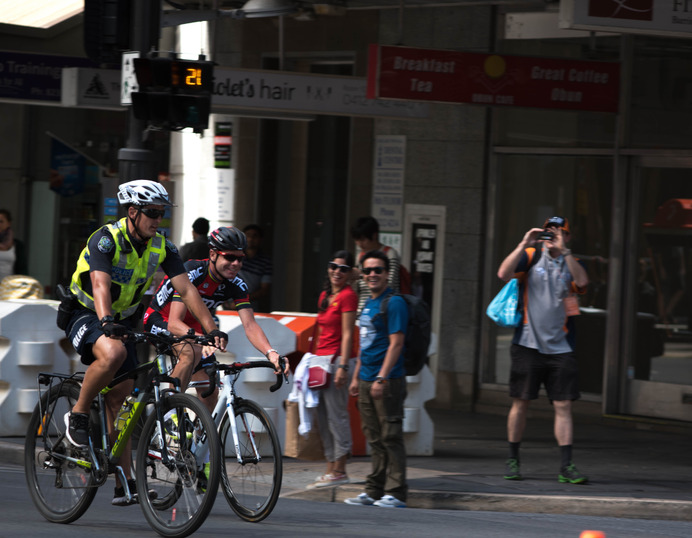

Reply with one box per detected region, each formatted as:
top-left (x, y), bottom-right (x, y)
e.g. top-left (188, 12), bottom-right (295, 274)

top-left (283, 485), bottom-right (692, 522)
top-left (11, 438), bottom-right (692, 522)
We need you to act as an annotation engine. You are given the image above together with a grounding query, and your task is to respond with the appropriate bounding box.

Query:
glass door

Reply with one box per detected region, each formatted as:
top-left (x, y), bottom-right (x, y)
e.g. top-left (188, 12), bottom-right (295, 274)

top-left (624, 160), bottom-right (692, 421)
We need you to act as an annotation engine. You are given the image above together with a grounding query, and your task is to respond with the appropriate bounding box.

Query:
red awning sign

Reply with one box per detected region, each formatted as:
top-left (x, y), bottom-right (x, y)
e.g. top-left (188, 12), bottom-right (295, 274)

top-left (367, 44), bottom-right (620, 113)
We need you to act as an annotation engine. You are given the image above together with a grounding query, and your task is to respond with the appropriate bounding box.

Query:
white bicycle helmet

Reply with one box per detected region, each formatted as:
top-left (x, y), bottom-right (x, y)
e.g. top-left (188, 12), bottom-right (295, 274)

top-left (117, 179), bottom-right (174, 207)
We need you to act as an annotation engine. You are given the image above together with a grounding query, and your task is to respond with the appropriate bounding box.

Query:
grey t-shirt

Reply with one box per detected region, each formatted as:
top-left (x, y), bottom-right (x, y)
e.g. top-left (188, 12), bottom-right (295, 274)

top-left (516, 245), bottom-right (575, 354)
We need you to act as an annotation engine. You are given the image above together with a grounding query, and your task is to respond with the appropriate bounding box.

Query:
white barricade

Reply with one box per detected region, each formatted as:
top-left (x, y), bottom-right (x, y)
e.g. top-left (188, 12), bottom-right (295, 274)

top-left (215, 313), bottom-right (297, 453)
top-left (402, 365), bottom-right (436, 456)
top-left (0, 300), bottom-right (72, 435)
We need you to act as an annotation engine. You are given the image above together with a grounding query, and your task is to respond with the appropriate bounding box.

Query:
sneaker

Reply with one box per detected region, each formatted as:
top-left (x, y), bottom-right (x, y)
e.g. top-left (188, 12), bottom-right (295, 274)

top-left (164, 410), bottom-right (192, 441)
top-left (558, 463), bottom-right (588, 484)
top-left (307, 473), bottom-right (350, 489)
top-left (113, 479), bottom-right (158, 506)
top-left (373, 495), bottom-right (406, 508)
top-left (344, 492), bottom-right (376, 506)
top-left (197, 462), bottom-right (211, 494)
top-left (64, 411), bottom-right (90, 447)
top-left (112, 480), bottom-right (137, 506)
top-left (503, 458), bottom-right (522, 480)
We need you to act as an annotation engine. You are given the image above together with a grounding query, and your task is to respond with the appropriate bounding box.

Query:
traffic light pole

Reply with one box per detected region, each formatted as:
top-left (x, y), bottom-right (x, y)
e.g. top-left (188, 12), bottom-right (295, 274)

top-left (118, 0), bottom-right (159, 183)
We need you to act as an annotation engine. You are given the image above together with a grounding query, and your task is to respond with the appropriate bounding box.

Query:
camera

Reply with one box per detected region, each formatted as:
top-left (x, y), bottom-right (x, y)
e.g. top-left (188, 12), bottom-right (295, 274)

top-left (538, 229), bottom-right (555, 241)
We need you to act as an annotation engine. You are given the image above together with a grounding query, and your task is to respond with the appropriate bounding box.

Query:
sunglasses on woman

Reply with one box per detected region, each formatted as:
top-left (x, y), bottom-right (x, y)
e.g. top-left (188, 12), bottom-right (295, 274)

top-left (328, 262), bottom-right (351, 273)
top-left (362, 266), bottom-right (385, 275)
top-left (219, 253), bottom-right (245, 262)
top-left (140, 208), bottom-right (166, 219)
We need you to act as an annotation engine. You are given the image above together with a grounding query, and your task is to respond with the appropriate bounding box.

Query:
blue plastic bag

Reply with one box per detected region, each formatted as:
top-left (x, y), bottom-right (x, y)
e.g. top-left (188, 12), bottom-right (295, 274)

top-left (486, 278), bottom-right (521, 328)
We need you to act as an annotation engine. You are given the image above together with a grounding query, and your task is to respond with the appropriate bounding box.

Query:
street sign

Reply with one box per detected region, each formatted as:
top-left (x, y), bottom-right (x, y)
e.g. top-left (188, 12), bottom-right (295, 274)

top-left (121, 51), bottom-right (139, 105)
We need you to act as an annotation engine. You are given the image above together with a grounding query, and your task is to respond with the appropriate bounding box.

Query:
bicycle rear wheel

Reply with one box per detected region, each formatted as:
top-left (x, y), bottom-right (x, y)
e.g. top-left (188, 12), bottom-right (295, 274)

top-left (136, 393), bottom-right (221, 538)
top-left (219, 399), bottom-right (282, 522)
top-left (24, 381), bottom-right (98, 523)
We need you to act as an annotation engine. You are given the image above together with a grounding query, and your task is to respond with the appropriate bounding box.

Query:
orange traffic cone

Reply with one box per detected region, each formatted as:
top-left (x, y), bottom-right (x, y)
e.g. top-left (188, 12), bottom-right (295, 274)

top-left (580, 532), bottom-right (605, 538)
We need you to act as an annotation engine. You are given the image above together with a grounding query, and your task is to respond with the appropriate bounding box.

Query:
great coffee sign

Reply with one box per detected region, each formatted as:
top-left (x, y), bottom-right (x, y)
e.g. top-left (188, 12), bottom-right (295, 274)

top-left (367, 45), bottom-right (620, 113)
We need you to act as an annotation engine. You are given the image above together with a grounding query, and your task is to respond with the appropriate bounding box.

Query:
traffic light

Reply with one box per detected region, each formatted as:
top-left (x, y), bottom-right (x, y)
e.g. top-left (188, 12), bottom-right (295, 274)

top-left (131, 56), bottom-right (214, 133)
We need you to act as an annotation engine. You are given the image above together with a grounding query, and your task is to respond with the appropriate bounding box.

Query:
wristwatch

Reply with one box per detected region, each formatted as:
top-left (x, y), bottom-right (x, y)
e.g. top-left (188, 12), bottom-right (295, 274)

top-left (375, 376), bottom-right (387, 384)
top-left (337, 363), bottom-right (349, 372)
top-left (264, 348), bottom-right (279, 358)
top-left (100, 315), bottom-right (115, 326)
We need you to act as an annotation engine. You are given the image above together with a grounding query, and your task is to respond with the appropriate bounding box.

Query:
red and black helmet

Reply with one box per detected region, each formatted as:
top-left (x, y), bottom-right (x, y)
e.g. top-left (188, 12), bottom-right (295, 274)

top-left (208, 226), bottom-right (247, 253)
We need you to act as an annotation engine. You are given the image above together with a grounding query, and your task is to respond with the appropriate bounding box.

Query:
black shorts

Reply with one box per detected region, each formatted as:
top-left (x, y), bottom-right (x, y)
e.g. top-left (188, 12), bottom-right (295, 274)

top-left (144, 310), bottom-right (216, 370)
top-left (509, 344), bottom-right (580, 402)
top-left (65, 308), bottom-right (138, 376)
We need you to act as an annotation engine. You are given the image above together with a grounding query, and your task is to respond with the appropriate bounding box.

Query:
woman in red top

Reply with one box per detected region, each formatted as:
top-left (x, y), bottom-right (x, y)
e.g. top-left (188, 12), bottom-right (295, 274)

top-left (308, 250), bottom-right (358, 489)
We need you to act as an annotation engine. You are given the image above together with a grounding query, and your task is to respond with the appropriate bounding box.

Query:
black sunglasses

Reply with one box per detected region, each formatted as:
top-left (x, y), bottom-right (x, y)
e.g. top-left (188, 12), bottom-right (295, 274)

top-left (219, 252), bottom-right (245, 263)
top-left (140, 208), bottom-right (166, 219)
top-left (362, 266), bottom-right (385, 275)
top-left (328, 262), bottom-right (351, 273)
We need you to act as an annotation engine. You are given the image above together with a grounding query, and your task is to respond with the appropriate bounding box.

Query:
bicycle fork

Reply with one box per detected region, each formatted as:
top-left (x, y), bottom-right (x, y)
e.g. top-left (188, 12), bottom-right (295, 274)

top-left (222, 376), bottom-right (262, 465)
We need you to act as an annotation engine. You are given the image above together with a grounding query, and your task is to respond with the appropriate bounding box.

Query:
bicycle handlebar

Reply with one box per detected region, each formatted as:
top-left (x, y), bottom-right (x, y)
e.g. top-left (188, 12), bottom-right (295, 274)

top-left (124, 327), bottom-right (216, 348)
top-left (199, 356), bottom-right (288, 399)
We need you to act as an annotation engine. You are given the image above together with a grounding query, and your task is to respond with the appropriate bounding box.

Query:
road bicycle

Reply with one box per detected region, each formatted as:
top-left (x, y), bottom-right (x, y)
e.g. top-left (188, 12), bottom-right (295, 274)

top-left (24, 329), bottom-right (222, 538)
top-left (189, 355), bottom-right (287, 522)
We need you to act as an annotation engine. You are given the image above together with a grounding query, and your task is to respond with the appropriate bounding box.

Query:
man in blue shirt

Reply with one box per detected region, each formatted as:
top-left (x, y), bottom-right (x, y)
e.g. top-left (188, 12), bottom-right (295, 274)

top-left (345, 250), bottom-right (408, 508)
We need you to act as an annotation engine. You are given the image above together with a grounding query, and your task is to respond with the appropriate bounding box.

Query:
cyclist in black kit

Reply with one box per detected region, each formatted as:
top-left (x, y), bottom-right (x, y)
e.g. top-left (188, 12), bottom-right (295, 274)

top-left (144, 226), bottom-right (287, 411)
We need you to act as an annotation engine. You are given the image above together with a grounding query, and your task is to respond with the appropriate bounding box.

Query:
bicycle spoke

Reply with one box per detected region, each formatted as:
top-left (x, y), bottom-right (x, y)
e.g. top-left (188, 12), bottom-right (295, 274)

top-left (24, 382), bottom-right (97, 524)
top-left (220, 400), bottom-right (282, 522)
top-left (136, 393), bottom-right (220, 538)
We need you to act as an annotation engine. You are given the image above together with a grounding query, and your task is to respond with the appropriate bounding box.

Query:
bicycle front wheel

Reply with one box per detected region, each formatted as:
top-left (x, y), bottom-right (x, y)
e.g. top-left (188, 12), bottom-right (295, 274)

top-left (219, 399), bottom-right (282, 522)
top-left (24, 381), bottom-right (98, 523)
top-left (136, 393), bottom-right (221, 538)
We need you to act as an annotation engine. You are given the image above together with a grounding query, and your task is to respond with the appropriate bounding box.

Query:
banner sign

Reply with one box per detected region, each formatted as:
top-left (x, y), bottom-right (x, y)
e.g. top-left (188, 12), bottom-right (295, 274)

top-left (367, 44), bottom-right (620, 113)
top-left (212, 67), bottom-right (428, 119)
top-left (0, 51), bottom-right (93, 104)
top-left (560, 0), bottom-right (692, 38)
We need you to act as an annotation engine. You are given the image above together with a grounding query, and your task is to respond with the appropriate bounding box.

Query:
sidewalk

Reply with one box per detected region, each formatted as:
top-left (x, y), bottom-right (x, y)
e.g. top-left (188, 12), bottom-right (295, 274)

top-left (281, 407), bottom-right (692, 521)
top-left (6, 407), bottom-right (692, 521)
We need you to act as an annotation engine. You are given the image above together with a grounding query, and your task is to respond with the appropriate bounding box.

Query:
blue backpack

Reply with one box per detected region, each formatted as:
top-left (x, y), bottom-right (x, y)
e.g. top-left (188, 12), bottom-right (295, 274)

top-left (379, 292), bottom-right (432, 376)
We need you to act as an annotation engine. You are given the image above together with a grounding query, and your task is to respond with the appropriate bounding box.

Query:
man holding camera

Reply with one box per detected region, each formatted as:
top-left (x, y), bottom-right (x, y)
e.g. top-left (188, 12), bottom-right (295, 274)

top-left (496, 216), bottom-right (589, 484)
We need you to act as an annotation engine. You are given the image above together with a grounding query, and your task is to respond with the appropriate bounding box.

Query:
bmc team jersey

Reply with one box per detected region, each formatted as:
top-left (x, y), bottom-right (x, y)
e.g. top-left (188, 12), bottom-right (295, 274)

top-left (144, 258), bottom-right (252, 333)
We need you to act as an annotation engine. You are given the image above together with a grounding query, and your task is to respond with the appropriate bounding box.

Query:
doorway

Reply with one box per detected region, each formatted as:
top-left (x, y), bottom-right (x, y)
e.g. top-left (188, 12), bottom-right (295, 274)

top-left (623, 158), bottom-right (692, 421)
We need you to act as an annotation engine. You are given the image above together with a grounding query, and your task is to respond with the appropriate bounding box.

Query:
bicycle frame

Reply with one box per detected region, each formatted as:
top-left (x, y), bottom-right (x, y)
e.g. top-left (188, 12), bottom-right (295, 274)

top-left (35, 351), bottom-right (185, 496)
top-left (189, 359), bottom-right (285, 464)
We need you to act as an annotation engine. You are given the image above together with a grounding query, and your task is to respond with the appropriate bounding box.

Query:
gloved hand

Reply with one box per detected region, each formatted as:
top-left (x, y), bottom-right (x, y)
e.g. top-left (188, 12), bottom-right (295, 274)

top-left (207, 329), bottom-right (228, 351)
top-left (100, 316), bottom-right (128, 337)
top-left (207, 329), bottom-right (228, 342)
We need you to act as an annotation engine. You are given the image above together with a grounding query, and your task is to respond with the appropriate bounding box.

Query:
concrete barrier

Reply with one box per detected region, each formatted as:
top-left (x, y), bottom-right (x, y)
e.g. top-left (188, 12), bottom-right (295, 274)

top-left (0, 300), bottom-right (72, 435)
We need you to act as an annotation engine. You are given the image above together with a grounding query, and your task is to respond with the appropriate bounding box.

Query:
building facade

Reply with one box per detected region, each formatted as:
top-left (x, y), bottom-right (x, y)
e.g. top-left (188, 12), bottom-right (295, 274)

top-left (2, 2), bottom-right (692, 420)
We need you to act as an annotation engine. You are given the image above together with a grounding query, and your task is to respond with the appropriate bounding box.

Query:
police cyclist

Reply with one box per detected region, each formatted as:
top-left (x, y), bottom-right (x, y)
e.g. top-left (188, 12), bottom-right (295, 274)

top-left (62, 179), bottom-right (227, 506)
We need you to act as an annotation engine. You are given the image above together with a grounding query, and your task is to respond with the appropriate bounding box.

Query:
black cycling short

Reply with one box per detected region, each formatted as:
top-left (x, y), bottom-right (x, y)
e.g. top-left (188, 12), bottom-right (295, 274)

top-left (509, 344), bottom-right (580, 402)
top-left (65, 308), bottom-right (138, 376)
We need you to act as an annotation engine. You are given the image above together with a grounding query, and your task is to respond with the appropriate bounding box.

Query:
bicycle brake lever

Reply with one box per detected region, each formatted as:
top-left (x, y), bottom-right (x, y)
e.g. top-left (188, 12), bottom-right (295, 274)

top-left (269, 356), bottom-right (289, 393)
top-left (199, 363), bottom-right (218, 399)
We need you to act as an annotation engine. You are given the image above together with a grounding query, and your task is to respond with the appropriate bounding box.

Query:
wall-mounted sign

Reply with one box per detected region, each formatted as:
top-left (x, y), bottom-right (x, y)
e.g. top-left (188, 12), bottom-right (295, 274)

top-left (367, 44), bottom-right (620, 114)
top-left (211, 67), bottom-right (428, 120)
top-left (0, 51), bottom-right (94, 105)
top-left (372, 135), bottom-right (406, 232)
top-left (62, 67), bottom-right (123, 110)
top-left (214, 121), bottom-right (232, 169)
top-left (560, 0), bottom-right (692, 38)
